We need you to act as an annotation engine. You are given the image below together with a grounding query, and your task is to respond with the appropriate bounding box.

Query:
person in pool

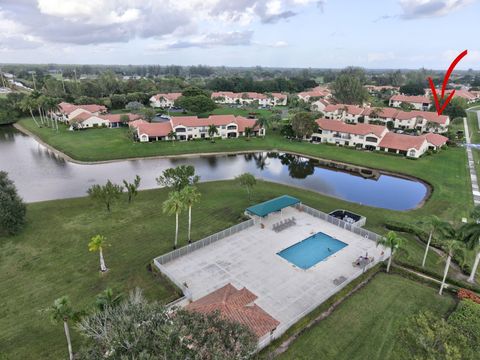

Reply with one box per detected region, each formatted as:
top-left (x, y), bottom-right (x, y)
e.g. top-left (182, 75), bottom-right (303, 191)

top-left (328, 247), bottom-right (332, 252)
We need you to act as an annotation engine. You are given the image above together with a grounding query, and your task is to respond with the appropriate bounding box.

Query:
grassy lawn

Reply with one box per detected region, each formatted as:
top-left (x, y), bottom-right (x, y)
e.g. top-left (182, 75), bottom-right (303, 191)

top-left (467, 110), bottom-right (480, 144)
top-left (277, 273), bottom-right (456, 360)
top-left (0, 180), bottom-right (472, 359)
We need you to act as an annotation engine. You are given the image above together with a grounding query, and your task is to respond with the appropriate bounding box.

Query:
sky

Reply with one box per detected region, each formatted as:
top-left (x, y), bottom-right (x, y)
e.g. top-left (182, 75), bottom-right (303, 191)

top-left (0, 0), bottom-right (479, 69)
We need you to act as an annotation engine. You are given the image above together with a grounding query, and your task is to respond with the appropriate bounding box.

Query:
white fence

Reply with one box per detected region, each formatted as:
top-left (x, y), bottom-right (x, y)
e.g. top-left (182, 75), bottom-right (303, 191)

top-left (297, 204), bottom-right (381, 243)
top-left (153, 218), bottom-right (256, 300)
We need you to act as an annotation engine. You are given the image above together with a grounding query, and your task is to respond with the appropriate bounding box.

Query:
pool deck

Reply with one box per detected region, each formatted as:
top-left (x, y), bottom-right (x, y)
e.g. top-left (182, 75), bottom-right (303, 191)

top-left (161, 207), bottom-right (387, 331)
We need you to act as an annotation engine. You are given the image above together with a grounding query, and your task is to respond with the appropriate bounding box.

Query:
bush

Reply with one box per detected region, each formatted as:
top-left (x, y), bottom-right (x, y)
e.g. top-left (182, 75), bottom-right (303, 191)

top-left (0, 171), bottom-right (27, 235)
top-left (448, 300), bottom-right (480, 355)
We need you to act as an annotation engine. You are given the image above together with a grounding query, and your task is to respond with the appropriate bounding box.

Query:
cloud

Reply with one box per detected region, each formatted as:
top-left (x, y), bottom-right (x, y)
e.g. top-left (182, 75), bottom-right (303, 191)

top-left (151, 31), bottom-right (254, 50)
top-left (399, 0), bottom-right (472, 19)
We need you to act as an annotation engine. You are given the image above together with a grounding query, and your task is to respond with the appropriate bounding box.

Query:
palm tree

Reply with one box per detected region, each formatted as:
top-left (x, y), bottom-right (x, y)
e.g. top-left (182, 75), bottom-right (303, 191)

top-left (376, 231), bottom-right (405, 273)
top-left (438, 230), bottom-right (465, 295)
top-left (208, 124), bottom-right (219, 142)
top-left (95, 288), bottom-right (122, 311)
top-left (45, 296), bottom-right (79, 360)
top-left (460, 206), bottom-right (480, 283)
top-left (255, 116), bottom-right (270, 131)
top-left (88, 235), bottom-right (109, 272)
top-left (19, 96), bottom-right (40, 127)
top-left (244, 126), bottom-right (253, 140)
top-left (419, 215), bottom-right (448, 268)
top-left (180, 186), bottom-right (201, 243)
top-left (168, 130), bottom-right (177, 145)
top-left (162, 191), bottom-right (184, 249)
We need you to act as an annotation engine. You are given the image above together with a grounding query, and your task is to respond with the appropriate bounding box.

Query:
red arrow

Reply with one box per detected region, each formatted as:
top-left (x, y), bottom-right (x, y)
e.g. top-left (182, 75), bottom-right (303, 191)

top-left (428, 49), bottom-right (468, 115)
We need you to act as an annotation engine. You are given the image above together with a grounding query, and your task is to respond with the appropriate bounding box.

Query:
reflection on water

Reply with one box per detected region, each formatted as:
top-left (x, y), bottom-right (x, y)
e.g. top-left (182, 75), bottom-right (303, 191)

top-left (0, 125), bottom-right (427, 210)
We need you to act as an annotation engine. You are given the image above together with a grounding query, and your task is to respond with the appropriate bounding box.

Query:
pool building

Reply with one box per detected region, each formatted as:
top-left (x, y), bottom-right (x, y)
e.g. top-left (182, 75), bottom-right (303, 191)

top-left (154, 196), bottom-right (388, 348)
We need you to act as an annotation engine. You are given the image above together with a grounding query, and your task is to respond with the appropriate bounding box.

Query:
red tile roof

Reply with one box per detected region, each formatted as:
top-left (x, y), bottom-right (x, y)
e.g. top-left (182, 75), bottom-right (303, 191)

top-left (378, 132), bottom-right (426, 151)
top-left (363, 107), bottom-right (399, 119)
top-left (100, 113), bottom-right (142, 123)
top-left (390, 94), bottom-right (431, 104)
top-left (444, 89), bottom-right (477, 100)
top-left (316, 118), bottom-right (386, 137)
top-left (395, 110), bottom-right (448, 125)
top-left (186, 284), bottom-right (279, 338)
top-left (298, 88), bottom-right (331, 99)
top-left (171, 115), bottom-right (258, 130)
top-left (422, 133), bottom-right (448, 147)
top-left (58, 102), bottom-right (107, 115)
top-left (271, 92), bottom-right (287, 100)
top-left (133, 121), bottom-right (173, 137)
top-left (70, 111), bottom-right (94, 123)
top-left (152, 93), bottom-right (182, 101)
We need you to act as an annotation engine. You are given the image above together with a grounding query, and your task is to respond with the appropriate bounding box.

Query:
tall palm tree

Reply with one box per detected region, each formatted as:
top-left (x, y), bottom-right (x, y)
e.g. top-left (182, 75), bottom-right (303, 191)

top-left (162, 191), bottom-right (184, 249)
top-left (438, 230), bottom-right (466, 295)
top-left (419, 215), bottom-right (448, 268)
top-left (180, 186), bottom-right (201, 243)
top-left (45, 296), bottom-right (78, 360)
top-left (88, 235), bottom-right (109, 272)
top-left (255, 116), bottom-right (270, 131)
top-left (208, 124), bottom-right (219, 143)
top-left (167, 130), bottom-right (177, 145)
top-left (376, 231), bottom-right (405, 273)
top-left (19, 96), bottom-right (40, 127)
top-left (460, 206), bottom-right (480, 283)
top-left (244, 126), bottom-right (253, 140)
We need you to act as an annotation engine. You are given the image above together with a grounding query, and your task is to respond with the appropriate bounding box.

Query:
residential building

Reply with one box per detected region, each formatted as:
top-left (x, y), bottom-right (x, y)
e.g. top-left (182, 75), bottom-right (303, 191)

top-left (324, 103), bottom-right (450, 134)
top-left (311, 119), bottom-right (388, 150)
top-left (69, 112), bottom-right (141, 129)
top-left (297, 86), bottom-right (332, 102)
top-left (149, 93), bottom-right (182, 108)
top-left (310, 98), bottom-right (331, 112)
top-left (55, 102), bottom-right (107, 122)
top-left (389, 94), bottom-right (431, 111)
top-left (210, 91), bottom-right (287, 106)
top-left (130, 114), bottom-right (265, 142)
top-left (365, 85), bottom-right (400, 94)
top-left (310, 118), bottom-right (447, 158)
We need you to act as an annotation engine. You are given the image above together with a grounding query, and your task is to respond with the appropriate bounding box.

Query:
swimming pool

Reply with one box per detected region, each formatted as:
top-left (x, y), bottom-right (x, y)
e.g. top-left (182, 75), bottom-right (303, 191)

top-left (277, 232), bottom-right (348, 269)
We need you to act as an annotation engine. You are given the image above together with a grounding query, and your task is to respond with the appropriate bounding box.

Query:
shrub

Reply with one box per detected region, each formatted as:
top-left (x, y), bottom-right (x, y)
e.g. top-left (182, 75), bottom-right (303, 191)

top-left (0, 171), bottom-right (27, 235)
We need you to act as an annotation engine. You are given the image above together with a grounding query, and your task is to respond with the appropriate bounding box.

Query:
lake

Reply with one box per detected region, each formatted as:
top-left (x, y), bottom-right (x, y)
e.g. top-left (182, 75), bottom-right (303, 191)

top-left (0, 126), bottom-right (428, 210)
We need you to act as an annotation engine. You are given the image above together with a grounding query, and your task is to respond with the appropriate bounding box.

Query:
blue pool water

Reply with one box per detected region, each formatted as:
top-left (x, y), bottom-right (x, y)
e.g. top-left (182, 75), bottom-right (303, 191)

top-left (277, 233), bottom-right (348, 269)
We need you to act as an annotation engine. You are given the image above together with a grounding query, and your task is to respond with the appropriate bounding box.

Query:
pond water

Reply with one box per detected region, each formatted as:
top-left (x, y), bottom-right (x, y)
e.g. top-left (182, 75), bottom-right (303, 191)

top-left (0, 126), bottom-right (428, 210)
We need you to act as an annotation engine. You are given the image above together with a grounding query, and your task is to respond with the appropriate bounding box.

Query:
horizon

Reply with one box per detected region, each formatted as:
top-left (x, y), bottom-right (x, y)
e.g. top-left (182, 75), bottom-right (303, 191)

top-left (0, 0), bottom-right (479, 70)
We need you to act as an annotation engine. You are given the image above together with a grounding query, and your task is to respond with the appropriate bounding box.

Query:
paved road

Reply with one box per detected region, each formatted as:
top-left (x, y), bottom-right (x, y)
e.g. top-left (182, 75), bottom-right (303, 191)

top-left (464, 115), bottom-right (480, 205)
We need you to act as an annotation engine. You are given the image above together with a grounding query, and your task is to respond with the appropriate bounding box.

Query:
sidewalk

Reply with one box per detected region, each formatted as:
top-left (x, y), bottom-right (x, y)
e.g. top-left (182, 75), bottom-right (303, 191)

top-left (464, 116), bottom-right (480, 205)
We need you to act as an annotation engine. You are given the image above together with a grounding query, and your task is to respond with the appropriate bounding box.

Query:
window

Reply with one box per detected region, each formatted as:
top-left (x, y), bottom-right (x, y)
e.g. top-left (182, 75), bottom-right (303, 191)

top-left (365, 136), bottom-right (377, 143)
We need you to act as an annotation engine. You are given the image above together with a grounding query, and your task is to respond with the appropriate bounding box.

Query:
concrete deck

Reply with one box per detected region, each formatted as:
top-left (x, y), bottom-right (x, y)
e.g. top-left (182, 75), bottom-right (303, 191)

top-left (162, 207), bottom-right (386, 327)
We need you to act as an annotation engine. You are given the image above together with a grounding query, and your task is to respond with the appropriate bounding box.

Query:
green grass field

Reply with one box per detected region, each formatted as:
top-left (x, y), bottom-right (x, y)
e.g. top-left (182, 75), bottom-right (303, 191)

top-left (467, 110), bottom-right (480, 143)
top-left (277, 273), bottom-right (456, 360)
top-left (0, 180), bottom-right (472, 359)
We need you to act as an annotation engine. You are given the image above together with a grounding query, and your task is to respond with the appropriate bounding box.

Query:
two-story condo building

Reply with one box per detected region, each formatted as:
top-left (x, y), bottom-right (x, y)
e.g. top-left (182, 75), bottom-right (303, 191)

top-left (309, 118), bottom-right (448, 158)
top-left (311, 119), bottom-right (388, 150)
top-left (69, 112), bottom-right (141, 129)
top-left (297, 86), bottom-right (332, 102)
top-left (55, 102), bottom-right (107, 122)
top-left (149, 93), bottom-right (182, 108)
top-left (130, 115), bottom-right (265, 142)
top-left (210, 92), bottom-right (287, 106)
top-left (389, 94), bottom-right (431, 111)
top-left (322, 103), bottom-right (449, 134)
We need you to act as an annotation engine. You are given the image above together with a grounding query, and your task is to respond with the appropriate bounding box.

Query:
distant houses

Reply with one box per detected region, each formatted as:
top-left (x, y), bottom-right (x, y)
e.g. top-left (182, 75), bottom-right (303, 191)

top-left (389, 94), bottom-right (431, 111)
top-left (130, 114), bottom-right (265, 142)
top-left (323, 104), bottom-right (449, 134)
top-left (149, 93), bottom-right (182, 108)
top-left (310, 118), bottom-right (448, 158)
top-left (211, 91), bottom-right (287, 106)
top-left (54, 102), bottom-right (141, 129)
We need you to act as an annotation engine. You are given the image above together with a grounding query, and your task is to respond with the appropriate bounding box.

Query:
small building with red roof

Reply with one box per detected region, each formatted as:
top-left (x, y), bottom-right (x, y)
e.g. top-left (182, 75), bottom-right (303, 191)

top-left (210, 91), bottom-right (287, 106)
top-left (389, 94), bottom-right (431, 111)
top-left (185, 283), bottom-right (279, 338)
top-left (149, 93), bottom-right (182, 108)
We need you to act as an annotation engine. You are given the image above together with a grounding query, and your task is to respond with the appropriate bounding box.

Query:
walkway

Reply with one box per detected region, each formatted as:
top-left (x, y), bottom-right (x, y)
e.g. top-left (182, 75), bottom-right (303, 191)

top-left (464, 116), bottom-right (480, 205)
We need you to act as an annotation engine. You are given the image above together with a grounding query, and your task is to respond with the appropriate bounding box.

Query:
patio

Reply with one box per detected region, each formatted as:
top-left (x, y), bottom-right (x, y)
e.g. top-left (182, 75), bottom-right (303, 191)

top-left (158, 204), bottom-right (387, 341)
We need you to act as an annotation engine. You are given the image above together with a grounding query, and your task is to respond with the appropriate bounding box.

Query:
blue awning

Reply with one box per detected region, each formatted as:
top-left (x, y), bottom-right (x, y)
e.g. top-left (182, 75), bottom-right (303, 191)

top-left (246, 195), bottom-right (300, 217)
